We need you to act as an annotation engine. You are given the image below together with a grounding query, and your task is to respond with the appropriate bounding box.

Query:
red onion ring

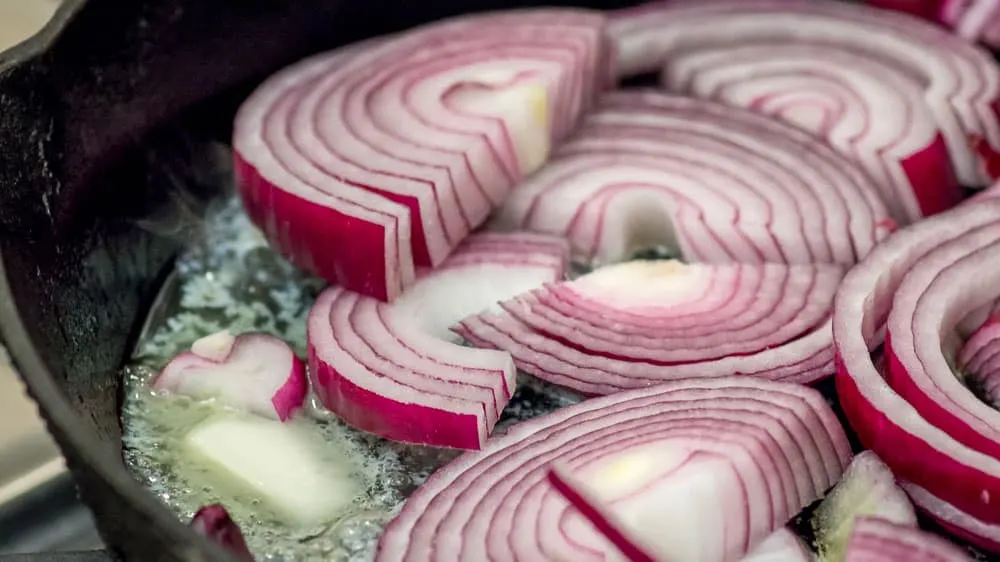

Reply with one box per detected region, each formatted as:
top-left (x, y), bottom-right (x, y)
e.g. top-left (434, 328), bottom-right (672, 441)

top-left (834, 196), bottom-right (1000, 550)
top-left (844, 517), bottom-right (970, 561)
top-left (307, 232), bottom-right (568, 450)
top-left (959, 314), bottom-right (1000, 407)
top-left (234, 10), bottom-right (612, 301)
top-left (454, 260), bottom-right (843, 395)
top-left (660, 43), bottom-right (959, 223)
top-left (491, 90), bottom-right (894, 267)
top-left (375, 377), bottom-right (850, 562)
top-left (609, 0), bottom-right (1000, 189)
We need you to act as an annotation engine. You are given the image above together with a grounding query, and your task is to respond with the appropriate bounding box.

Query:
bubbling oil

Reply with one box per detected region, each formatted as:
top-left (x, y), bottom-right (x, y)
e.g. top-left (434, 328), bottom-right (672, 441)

top-left (120, 196), bottom-right (583, 561)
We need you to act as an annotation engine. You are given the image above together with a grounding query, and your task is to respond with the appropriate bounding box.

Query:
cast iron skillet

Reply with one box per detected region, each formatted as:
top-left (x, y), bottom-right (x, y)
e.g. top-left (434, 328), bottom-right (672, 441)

top-left (0, 0), bottom-right (636, 560)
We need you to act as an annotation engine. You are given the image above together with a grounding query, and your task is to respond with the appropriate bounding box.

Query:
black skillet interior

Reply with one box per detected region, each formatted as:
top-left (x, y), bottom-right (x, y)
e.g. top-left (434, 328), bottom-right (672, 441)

top-left (0, 0), bottom-right (645, 560)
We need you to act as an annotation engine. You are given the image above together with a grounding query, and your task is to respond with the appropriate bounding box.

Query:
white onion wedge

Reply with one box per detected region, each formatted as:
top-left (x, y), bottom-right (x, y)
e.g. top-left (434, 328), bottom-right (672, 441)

top-left (812, 451), bottom-right (917, 562)
top-left (375, 377), bottom-right (851, 562)
top-left (843, 517), bottom-right (970, 562)
top-left (609, 0), bottom-right (1000, 188)
top-left (153, 331), bottom-right (306, 422)
top-left (234, 9), bottom-right (612, 302)
top-left (455, 260), bottom-right (842, 396)
top-left (307, 232), bottom-right (568, 449)
top-left (834, 196), bottom-right (1000, 550)
top-left (490, 90), bottom-right (893, 267)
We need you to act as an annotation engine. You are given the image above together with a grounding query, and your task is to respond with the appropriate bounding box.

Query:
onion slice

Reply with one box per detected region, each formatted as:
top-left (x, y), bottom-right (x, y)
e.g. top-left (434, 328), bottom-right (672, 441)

top-left (307, 232), bottom-right (568, 449)
top-left (490, 90), bottom-right (893, 267)
top-left (152, 331), bottom-right (307, 422)
top-left (958, 313), bottom-right (1000, 408)
top-left (190, 505), bottom-right (254, 561)
top-left (234, 9), bottom-right (612, 301)
top-left (741, 529), bottom-right (814, 562)
top-left (834, 196), bottom-right (1000, 548)
top-left (843, 517), bottom-right (970, 562)
top-left (609, 0), bottom-right (1000, 188)
top-left (375, 376), bottom-right (851, 562)
top-left (812, 451), bottom-right (917, 562)
top-left (901, 481), bottom-right (1000, 553)
top-left (455, 260), bottom-right (842, 396)
top-left (883, 217), bottom-right (1000, 464)
top-left (659, 43), bottom-right (958, 223)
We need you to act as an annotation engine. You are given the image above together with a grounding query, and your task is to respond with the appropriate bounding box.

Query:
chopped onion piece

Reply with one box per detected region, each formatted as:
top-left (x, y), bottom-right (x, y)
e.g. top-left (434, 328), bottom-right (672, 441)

top-left (308, 232), bottom-right (568, 449)
top-left (234, 9), bottom-right (612, 301)
top-left (376, 376), bottom-right (851, 562)
top-left (812, 451), bottom-right (917, 562)
top-left (190, 504), bottom-right (254, 560)
top-left (834, 196), bottom-right (1000, 548)
top-left (844, 517), bottom-right (969, 562)
top-left (609, 0), bottom-right (1000, 187)
top-left (456, 260), bottom-right (842, 395)
top-left (153, 332), bottom-right (306, 422)
top-left (491, 90), bottom-right (893, 267)
top-left (183, 415), bottom-right (361, 527)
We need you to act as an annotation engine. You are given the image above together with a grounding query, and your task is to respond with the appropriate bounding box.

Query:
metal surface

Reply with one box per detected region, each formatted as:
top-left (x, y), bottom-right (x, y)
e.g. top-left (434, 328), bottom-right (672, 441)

top-left (0, 1), bottom-right (104, 557)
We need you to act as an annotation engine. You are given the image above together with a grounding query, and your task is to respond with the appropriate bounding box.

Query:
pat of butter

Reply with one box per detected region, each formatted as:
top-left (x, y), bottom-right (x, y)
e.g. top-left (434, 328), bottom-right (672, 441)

top-left (183, 415), bottom-right (361, 527)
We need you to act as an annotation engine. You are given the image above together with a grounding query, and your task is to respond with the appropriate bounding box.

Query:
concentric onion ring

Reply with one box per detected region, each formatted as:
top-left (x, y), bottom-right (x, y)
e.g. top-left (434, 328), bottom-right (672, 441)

top-left (375, 377), bottom-right (851, 562)
top-left (884, 218), bottom-right (1000, 462)
top-left (844, 516), bottom-right (970, 561)
top-left (609, 0), bottom-right (1000, 188)
top-left (661, 44), bottom-right (959, 223)
top-left (490, 90), bottom-right (894, 267)
top-left (454, 260), bottom-right (843, 395)
top-left (959, 314), bottom-right (1000, 407)
top-left (234, 9), bottom-right (612, 301)
top-left (308, 232), bottom-right (568, 450)
top-left (834, 195), bottom-right (1000, 550)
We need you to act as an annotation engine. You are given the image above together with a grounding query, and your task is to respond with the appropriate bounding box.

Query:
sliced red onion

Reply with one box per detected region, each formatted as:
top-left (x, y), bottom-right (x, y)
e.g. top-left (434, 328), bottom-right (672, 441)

top-left (375, 377), bottom-right (851, 562)
top-left (843, 517), bottom-right (970, 562)
top-left (152, 331), bottom-right (306, 422)
top-left (233, 10), bottom-right (612, 302)
top-left (660, 43), bottom-right (959, 223)
top-left (883, 217), bottom-right (1000, 462)
top-left (491, 90), bottom-right (893, 267)
top-left (901, 480), bottom-right (1000, 553)
top-left (740, 529), bottom-right (814, 562)
top-left (609, 0), bottom-right (1000, 188)
top-left (834, 197), bottom-right (1000, 547)
top-left (959, 313), bottom-right (1000, 407)
top-left (867, 0), bottom-right (1000, 49)
top-left (812, 451), bottom-right (917, 561)
top-left (307, 232), bottom-right (568, 449)
top-left (190, 504), bottom-right (254, 560)
top-left (455, 259), bottom-right (842, 396)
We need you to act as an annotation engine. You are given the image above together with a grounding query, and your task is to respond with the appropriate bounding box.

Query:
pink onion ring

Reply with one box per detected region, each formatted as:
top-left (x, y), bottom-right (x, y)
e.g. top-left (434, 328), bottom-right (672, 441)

top-left (234, 10), bottom-right (612, 301)
top-left (844, 517), bottom-right (970, 561)
top-left (375, 376), bottom-right (850, 562)
top-left (455, 260), bottom-right (843, 395)
top-left (307, 232), bottom-right (568, 449)
top-left (834, 195), bottom-right (1000, 550)
top-left (660, 43), bottom-right (959, 223)
top-left (490, 90), bottom-right (894, 267)
top-left (609, 0), bottom-right (1000, 189)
